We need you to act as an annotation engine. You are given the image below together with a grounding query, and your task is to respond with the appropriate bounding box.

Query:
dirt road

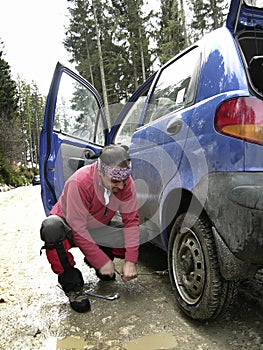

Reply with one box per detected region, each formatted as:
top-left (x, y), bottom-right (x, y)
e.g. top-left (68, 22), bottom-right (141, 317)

top-left (0, 186), bottom-right (262, 350)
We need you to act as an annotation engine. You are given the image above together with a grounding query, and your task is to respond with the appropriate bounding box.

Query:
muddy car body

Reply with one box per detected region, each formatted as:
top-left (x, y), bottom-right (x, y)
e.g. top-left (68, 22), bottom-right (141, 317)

top-left (40, 0), bottom-right (263, 321)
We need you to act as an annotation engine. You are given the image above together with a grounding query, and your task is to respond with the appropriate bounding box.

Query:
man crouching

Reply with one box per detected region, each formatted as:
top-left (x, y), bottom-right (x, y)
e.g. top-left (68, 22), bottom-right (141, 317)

top-left (40, 145), bottom-right (140, 312)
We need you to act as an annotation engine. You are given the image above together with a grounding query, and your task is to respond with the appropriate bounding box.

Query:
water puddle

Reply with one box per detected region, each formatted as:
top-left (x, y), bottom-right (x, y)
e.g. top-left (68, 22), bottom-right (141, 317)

top-left (124, 332), bottom-right (178, 350)
top-left (56, 335), bottom-right (86, 350)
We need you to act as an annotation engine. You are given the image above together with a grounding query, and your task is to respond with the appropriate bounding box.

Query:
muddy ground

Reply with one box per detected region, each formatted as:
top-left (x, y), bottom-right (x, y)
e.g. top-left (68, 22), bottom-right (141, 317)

top-left (0, 185), bottom-right (262, 350)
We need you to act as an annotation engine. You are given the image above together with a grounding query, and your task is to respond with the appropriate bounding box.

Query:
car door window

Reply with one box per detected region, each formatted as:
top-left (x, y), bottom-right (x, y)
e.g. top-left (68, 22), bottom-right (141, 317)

top-left (114, 96), bottom-right (146, 146)
top-left (144, 47), bottom-right (200, 124)
top-left (54, 72), bottom-right (105, 145)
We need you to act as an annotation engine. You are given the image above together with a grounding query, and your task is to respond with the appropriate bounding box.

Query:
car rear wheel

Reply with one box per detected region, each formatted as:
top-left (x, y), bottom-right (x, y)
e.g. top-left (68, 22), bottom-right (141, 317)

top-left (168, 212), bottom-right (237, 321)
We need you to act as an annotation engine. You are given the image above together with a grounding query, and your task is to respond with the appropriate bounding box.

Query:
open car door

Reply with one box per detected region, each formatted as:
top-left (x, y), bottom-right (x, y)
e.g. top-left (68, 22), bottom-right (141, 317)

top-left (226, 0), bottom-right (263, 34)
top-left (39, 62), bottom-right (109, 215)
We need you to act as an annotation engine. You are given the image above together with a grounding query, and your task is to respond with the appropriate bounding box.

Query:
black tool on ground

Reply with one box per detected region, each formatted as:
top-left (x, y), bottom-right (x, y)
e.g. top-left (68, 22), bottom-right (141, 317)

top-left (137, 270), bottom-right (168, 276)
top-left (84, 291), bottom-right (120, 301)
top-left (114, 268), bottom-right (168, 276)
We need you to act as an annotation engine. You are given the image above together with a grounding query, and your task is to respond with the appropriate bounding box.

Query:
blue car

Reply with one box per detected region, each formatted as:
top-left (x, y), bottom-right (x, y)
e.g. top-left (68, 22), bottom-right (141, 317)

top-left (40, 0), bottom-right (263, 321)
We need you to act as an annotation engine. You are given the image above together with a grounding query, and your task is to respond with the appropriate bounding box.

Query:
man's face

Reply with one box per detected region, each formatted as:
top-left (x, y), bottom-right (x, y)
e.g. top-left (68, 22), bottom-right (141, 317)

top-left (100, 173), bottom-right (127, 193)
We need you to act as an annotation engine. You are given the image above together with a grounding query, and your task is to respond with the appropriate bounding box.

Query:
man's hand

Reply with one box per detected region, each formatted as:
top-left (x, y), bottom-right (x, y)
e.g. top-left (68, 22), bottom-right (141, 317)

top-left (121, 261), bottom-right (137, 282)
top-left (98, 259), bottom-right (115, 278)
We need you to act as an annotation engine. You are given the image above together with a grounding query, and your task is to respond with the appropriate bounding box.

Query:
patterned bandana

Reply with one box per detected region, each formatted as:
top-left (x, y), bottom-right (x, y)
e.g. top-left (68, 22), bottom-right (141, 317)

top-left (97, 158), bottom-right (132, 181)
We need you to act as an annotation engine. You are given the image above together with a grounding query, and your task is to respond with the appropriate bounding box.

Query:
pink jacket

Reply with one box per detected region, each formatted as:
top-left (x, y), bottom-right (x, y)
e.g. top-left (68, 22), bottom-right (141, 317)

top-left (50, 162), bottom-right (140, 269)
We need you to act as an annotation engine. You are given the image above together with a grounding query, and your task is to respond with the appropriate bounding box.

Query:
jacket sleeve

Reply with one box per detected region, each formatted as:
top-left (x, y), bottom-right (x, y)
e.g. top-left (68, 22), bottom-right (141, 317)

top-left (59, 179), bottom-right (110, 269)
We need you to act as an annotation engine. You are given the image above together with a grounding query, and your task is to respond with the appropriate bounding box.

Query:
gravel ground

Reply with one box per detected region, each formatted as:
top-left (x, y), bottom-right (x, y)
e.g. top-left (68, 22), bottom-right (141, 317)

top-left (0, 185), bottom-right (262, 350)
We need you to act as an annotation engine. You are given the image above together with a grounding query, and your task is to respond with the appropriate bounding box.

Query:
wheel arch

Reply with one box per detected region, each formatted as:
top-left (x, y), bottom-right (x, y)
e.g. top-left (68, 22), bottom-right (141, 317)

top-left (161, 188), bottom-right (206, 247)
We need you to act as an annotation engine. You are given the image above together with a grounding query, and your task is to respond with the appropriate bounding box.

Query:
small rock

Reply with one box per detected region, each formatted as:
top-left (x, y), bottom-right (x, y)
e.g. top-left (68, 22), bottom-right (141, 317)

top-left (94, 331), bottom-right (102, 339)
top-left (119, 325), bottom-right (135, 335)
top-left (102, 315), bottom-right (112, 324)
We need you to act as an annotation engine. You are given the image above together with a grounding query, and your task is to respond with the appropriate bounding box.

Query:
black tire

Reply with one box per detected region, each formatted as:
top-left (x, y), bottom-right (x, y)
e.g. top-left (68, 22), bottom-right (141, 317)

top-left (168, 212), bottom-right (237, 321)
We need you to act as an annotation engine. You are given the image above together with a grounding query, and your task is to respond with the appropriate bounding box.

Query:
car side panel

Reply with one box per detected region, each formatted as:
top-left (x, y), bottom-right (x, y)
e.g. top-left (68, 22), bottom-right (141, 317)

top-left (157, 27), bottom-right (263, 266)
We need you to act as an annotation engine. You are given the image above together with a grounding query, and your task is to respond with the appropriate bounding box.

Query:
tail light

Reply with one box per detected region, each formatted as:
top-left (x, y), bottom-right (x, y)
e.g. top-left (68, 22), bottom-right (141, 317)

top-left (215, 97), bottom-right (263, 145)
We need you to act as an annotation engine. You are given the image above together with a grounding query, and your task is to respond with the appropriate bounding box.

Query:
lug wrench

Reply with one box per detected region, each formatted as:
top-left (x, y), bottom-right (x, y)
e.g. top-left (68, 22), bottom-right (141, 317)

top-left (84, 291), bottom-right (120, 301)
top-left (114, 268), bottom-right (168, 277)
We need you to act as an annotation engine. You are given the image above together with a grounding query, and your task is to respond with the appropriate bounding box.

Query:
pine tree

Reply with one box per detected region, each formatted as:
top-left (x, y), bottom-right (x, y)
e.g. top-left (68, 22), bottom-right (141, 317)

top-left (0, 45), bottom-right (22, 166)
top-left (16, 78), bottom-right (45, 167)
top-left (157, 0), bottom-right (187, 65)
top-left (65, 0), bottom-right (99, 87)
top-left (64, 0), bottom-right (153, 120)
top-left (110, 0), bottom-right (152, 91)
top-left (17, 79), bottom-right (31, 165)
top-left (189, 0), bottom-right (227, 42)
top-left (29, 83), bottom-right (45, 166)
top-left (65, 0), bottom-right (116, 121)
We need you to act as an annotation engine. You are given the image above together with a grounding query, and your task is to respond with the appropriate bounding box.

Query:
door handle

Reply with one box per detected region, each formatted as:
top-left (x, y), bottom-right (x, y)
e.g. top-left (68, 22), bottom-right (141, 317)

top-left (84, 149), bottom-right (96, 159)
top-left (166, 117), bottom-right (183, 135)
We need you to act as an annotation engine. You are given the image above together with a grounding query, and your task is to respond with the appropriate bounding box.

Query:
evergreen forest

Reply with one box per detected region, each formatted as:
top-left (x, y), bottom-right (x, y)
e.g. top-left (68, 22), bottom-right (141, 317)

top-left (0, 0), bottom-right (228, 188)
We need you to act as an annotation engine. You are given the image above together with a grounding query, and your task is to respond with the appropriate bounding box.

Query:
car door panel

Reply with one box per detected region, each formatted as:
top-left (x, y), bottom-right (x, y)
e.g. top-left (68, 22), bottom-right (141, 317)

top-left (130, 108), bottom-right (192, 234)
top-left (40, 62), bottom-right (108, 215)
top-left (126, 48), bottom-right (202, 239)
top-left (53, 137), bottom-right (98, 199)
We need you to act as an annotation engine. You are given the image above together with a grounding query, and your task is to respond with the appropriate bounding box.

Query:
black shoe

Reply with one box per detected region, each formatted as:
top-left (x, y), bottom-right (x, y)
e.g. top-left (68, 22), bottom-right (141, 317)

top-left (66, 289), bottom-right (91, 313)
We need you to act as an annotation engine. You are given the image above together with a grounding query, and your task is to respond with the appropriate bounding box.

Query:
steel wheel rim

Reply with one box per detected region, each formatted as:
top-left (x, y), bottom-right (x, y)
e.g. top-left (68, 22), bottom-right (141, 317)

top-left (172, 227), bottom-right (205, 305)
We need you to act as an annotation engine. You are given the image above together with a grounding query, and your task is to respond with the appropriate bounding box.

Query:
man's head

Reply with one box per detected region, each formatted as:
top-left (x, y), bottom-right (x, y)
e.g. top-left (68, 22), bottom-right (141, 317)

top-left (97, 145), bottom-right (131, 193)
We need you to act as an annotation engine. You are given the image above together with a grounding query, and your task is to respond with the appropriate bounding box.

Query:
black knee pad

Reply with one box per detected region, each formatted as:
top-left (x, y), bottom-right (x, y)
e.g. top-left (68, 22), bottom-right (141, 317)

top-left (58, 267), bottom-right (84, 293)
top-left (40, 215), bottom-right (72, 244)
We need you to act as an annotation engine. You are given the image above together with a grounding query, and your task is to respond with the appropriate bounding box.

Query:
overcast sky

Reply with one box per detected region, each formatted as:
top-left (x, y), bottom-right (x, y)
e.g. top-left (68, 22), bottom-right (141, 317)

top-left (0, 0), bottom-right (162, 96)
top-left (0, 0), bottom-right (72, 95)
top-left (0, 1), bottom-right (234, 97)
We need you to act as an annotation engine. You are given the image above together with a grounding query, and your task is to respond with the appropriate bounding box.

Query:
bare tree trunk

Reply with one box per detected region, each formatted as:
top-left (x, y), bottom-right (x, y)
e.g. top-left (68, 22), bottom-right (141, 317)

top-left (210, 0), bottom-right (219, 29)
top-left (35, 112), bottom-right (40, 165)
top-left (85, 35), bottom-right (94, 86)
top-left (180, 0), bottom-right (189, 46)
top-left (139, 26), bottom-right (146, 82)
top-left (132, 55), bottom-right (139, 90)
top-left (91, 0), bottom-right (110, 121)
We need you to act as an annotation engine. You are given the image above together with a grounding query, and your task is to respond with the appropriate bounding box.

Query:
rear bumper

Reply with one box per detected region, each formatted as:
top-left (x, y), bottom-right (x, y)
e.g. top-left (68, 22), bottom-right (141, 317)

top-left (197, 172), bottom-right (263, 267)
